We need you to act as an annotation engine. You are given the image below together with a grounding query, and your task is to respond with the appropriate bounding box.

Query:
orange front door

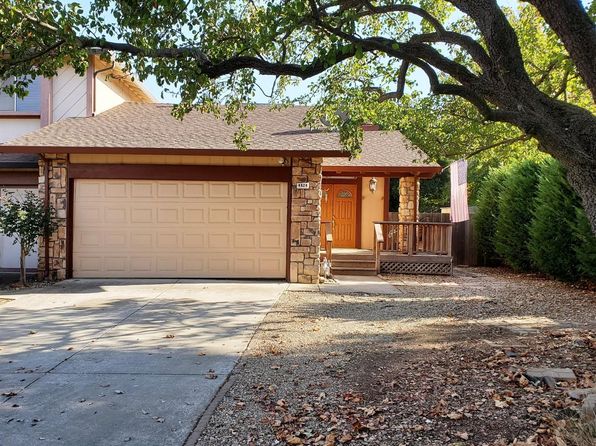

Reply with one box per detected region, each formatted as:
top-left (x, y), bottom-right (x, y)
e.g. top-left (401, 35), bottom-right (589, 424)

top-left (321, 183), bottom-right (357, 248)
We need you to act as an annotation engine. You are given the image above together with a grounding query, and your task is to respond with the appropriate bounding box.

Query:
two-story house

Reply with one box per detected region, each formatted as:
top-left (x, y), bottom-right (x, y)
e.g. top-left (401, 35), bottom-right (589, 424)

top-left (0, 56), bottom-right (153, 272)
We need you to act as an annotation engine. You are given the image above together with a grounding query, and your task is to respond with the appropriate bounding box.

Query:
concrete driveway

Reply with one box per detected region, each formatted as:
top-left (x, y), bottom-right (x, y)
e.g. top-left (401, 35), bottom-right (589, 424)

top-left (0, 279), bottom-right (287, 446)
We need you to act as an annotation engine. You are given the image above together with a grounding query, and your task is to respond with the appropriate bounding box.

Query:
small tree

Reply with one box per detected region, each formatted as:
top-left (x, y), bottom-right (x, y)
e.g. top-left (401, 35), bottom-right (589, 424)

top-left (0, 191), bottom-right (56, 286)
top-left (494, 160), bottom-right (541, 272)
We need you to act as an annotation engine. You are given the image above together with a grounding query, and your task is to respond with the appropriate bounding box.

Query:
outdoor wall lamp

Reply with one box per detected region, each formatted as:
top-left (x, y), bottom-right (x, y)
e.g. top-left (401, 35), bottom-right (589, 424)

top-left (369, 177), bottom-right (378, 193)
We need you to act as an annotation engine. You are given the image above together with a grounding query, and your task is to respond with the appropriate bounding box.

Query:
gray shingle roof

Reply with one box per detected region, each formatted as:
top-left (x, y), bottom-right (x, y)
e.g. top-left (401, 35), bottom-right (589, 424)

top-left (1, 102), bottom-right (438, 168)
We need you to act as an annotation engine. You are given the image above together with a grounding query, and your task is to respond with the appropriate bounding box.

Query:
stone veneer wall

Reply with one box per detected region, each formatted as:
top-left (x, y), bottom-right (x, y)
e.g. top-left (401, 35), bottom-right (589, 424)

top-left (398, 176), bottom-right (419, 222)
top-left (36, 155), bottom-right (322, 284)
top-left (38, 154), bottom-right (68, 280)
top-left (290, 157), bottom-right (322, 283)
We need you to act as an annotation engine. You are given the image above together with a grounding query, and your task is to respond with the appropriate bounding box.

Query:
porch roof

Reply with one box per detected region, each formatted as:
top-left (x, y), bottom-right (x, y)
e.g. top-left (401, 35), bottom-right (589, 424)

top-left (323, 130), bottom-right (440, 177)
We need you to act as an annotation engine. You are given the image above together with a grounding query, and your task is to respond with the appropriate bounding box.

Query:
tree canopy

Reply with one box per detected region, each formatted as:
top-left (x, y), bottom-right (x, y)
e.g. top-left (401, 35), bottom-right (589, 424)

top-left (1, 0), bottom-right (595, 229)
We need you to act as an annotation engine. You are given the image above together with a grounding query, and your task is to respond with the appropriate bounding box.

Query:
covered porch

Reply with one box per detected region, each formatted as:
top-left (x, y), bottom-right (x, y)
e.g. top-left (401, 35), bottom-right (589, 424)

top-left (320, 126), bottom-right (451, 276)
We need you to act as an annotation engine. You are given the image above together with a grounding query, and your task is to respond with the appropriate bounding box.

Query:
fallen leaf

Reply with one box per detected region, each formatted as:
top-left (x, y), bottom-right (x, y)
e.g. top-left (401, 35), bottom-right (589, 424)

top-left (339, 433), bottom-right (353, 443)
top-left (325, 433), bottom-right (336, 446)
top-left (447, 412), bottom-right (464, 420)
top-left (455, 431), bottom-right (469, 440)
top-left (494, 400), bottom-right (508, 408)
top-left (286, 436), bottom-right (302, 445)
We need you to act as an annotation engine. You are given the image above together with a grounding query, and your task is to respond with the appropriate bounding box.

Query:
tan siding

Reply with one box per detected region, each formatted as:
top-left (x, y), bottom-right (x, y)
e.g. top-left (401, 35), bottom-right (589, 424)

top-left (361, 177), bottom-right (385, 249)
top-left (95, 76), bottom-right (138, 115)
top-left (52, 66), bottom-right (87, 120)
top-left (0, 119), bottom-right (41, 144)
top-left (69, 154), bottom-right (282, 166)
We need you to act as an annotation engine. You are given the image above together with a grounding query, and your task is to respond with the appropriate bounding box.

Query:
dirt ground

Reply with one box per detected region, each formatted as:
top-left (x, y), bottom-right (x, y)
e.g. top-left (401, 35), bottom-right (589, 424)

top-left (194, 268), bottom-right (596, 446)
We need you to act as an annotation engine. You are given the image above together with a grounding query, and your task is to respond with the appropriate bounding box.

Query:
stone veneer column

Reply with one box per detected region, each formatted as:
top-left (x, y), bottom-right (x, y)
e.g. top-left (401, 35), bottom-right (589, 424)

top-left (38, 154), bottom-right (68, 280)
top-left (398, 176), bottom-right (419, 222)
top-left (290, 157), bottom-right (322, 284)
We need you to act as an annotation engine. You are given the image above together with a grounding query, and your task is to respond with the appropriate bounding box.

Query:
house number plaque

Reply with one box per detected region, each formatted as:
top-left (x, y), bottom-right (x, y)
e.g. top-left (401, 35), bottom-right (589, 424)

top-left (296, 182), bottom-right (310, 189)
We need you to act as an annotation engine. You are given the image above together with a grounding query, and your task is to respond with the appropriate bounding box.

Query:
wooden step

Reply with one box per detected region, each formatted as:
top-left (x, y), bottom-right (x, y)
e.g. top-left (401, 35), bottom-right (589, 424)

top-left (331, 267), bottom-right (378, 276)
top-left (328, 254), bottom-right (375, 261)
top-left (331, 259), bottom-right (376, 269)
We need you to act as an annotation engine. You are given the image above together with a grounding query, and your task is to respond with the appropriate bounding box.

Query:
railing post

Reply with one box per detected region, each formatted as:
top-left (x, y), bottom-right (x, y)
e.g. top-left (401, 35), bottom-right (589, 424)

top-left (374, 223), bottom-right (384, 274)
top-left (407, 223), bottom-right (415, 255)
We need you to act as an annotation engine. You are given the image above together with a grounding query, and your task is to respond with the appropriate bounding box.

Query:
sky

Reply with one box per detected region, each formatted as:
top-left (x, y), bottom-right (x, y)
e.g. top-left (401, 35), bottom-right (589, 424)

top-left (77, 0), bottom-right (534, 103)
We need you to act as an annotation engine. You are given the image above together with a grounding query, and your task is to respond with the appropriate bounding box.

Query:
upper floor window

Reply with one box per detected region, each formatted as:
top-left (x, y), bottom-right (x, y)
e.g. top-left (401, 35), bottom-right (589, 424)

top-left (0, 77), bottom-right (41, 113)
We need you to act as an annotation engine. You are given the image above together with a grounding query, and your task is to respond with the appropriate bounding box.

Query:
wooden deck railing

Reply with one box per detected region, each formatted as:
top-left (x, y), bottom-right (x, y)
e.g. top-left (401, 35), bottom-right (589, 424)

top-left (321, 220), bottom-right (334, 261)
top-left (373, 221), bottom-right (452, 272)
top-left (374, 222), bottom-right (385, 273)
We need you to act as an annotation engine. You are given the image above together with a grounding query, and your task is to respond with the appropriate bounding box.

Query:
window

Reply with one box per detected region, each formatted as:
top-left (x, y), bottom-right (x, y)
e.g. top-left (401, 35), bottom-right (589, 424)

top-left (0, 77), bottom-right (41, 113)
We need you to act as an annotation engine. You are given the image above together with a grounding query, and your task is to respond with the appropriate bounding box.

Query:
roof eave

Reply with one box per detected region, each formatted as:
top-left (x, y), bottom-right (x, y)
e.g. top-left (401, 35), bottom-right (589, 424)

top-left (0, 145), bottom-right (351, 158)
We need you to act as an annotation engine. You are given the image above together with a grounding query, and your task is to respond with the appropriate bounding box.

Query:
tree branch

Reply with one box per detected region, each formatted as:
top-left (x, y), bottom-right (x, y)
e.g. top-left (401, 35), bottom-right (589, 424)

top-left (445, 133), bottom-right (531, 158)
top-left (77, 37), bottom-right (363, 80)
top-left (524, 0), bottom-right (596, 102)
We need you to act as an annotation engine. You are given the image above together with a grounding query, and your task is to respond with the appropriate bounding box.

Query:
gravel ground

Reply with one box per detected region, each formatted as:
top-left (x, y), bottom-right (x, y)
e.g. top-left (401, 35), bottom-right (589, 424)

top-left (194, 268), bottom-right (595, 446)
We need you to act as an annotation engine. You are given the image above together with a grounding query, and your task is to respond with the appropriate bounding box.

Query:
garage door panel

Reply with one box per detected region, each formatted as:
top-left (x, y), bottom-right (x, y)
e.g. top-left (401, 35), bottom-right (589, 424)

top-left (131, 182), bottom-right (154, 198)
top-left (104, 207), bottom-right (127, 224)
top-left (234, 182), bottom-right (258, 198)
top-left (157, 182), bottom-right (180, 197)
top-left (76, 181), bottom-right (102, 198)
top-left (208, 208), bottom-right (231, 223)
top-left (131, 233), bottom-right (153, 249)
top-left (131, 208), bottom-right (154, 223)
top-left (182, 182), bottom-right (206, 198)
top-left (260, 208), bottom-right (284, 224)
top-left (105, 257), bottom-right (127, 272)
top-left (105, 182), bottom-right (128, 198)
top-left (260, 183), bottom-right (285, 198)
top-left (183, 208), bottom-right (205, 223)
top-left (73, 180), bottom-right (287, 278)
top-left (209, 183), bottom-right (231, 198)
top-left (104, 232), bottom-right (127, 247)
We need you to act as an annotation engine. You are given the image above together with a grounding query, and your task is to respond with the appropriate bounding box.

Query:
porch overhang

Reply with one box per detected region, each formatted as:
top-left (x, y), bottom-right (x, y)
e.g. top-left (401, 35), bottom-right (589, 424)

top-left (322, 165), bottom-right (442, 178)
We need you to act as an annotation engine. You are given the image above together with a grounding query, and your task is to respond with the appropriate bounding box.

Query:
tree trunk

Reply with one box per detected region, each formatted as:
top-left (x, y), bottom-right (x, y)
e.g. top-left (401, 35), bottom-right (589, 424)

top-left (20, 245), bottom-right (27, 287)
top-left (565, 161), bottom-right (596, 232)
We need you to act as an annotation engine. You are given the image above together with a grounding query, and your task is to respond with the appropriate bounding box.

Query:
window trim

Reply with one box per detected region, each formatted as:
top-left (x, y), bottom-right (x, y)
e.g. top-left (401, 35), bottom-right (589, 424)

top-left (0, 111), bottom-right (41, 119)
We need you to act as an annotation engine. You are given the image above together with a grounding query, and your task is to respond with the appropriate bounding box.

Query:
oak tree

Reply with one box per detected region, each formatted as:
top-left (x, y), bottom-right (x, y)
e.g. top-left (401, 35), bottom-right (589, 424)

top-left (1, 0), bottom-right (594, 230)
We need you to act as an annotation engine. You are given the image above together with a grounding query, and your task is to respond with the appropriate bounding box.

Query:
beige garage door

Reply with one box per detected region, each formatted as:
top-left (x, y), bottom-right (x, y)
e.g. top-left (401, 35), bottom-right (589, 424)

top-left (73, 179), bottom-right (288, 278)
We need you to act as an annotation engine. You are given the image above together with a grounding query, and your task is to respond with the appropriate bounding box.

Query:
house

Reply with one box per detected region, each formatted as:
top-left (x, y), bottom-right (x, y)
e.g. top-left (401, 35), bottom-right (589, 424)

top-left (0, 100), bottom-right (447, 283)
top-left (0, 56), bottom-right (153, 271)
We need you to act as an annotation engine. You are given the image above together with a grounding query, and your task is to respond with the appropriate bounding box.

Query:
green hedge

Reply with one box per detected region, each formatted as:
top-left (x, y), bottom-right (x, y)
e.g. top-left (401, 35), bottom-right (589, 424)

top-left (475, 157), bottom-right (596, 282)
top-left (574, 208), bottom-right (596, 281)
top-left (528, 159), bottom-right (581, 280)
top-left (494, 160), bottom-right (542, 271)
top-left (475, 167), bottom-right (509, 266)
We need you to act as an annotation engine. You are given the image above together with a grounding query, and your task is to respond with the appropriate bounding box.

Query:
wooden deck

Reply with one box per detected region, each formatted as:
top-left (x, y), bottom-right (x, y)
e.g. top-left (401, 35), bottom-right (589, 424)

top-left (320, 221), bottom-right (453, 276)
top-left (374, 221), bottom-right (453, 275)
